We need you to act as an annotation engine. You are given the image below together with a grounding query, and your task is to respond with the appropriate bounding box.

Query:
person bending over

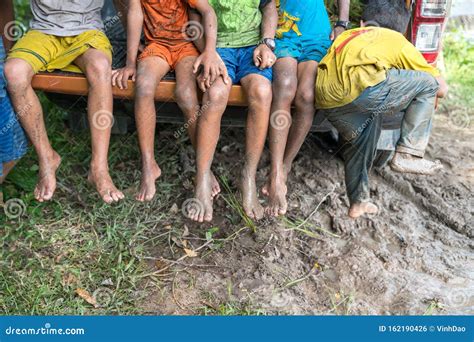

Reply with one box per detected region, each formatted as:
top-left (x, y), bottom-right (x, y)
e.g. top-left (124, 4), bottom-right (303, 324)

top-left (315, 0), bottom-right (448, 218)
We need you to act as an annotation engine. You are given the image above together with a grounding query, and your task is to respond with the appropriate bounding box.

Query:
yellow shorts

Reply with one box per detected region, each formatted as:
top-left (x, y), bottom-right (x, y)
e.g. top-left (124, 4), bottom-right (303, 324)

top-left (7, 30), bottom-right (112, 74)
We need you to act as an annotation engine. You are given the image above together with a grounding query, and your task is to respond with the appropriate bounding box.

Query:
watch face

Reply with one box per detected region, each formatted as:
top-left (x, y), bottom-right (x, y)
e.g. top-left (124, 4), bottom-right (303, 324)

top-left (265, 38), bottom-right (276, 50)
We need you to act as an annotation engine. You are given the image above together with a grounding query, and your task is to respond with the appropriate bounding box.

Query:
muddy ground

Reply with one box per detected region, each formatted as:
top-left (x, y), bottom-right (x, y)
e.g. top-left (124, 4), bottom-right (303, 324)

top-left (137, 115), bottom-right (473, 315)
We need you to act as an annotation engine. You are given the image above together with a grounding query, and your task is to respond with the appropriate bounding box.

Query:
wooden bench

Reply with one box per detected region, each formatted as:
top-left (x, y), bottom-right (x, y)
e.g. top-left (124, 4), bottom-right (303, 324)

top-left (31, 72), bottom-right (248, 106)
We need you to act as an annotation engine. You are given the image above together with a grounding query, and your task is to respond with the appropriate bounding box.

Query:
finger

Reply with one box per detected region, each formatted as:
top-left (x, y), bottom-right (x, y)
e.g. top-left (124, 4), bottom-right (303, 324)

top-left (330, 30), bottom-right (335, 41)
top-left (122, 71), bottom-right (131, 89)
top-left (221, 65), bottom-right (229, 84)
top-left (132, 72), bottom-right (136, 82)
top-left (254, 51), bottom-right (261, 67)
top-left (111, 71), bottom-right (118, 87)
top-left (193, 56), bottom-right (202, 74)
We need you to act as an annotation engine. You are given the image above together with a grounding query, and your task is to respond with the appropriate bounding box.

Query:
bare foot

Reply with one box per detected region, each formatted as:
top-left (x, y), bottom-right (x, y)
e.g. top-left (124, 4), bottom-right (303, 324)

top-left (265, 172), bottom-right (288, 217)
top-left (210, 172), bottom-right (221, 198)
top-left (88, 167), bottom-right (125, 204)
top-left (189, 173), bottom-right (214, 222)
top-left (241, 169), bottom-right (264, 220)
top-left (262, 164), bottom-right (289, 197)
top-left (390, 152), bottom-right (443, 175)
top-left (34, 151), bottom-right (61, 202)
top-left (348, 201), bottom-right (379, 219)
top-left (136, 160), bottom-right (162, 202)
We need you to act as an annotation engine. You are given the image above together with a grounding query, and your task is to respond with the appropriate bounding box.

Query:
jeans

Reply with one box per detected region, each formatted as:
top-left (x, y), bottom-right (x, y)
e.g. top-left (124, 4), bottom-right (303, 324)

top-left (322, 69), bottom-right (439, 204)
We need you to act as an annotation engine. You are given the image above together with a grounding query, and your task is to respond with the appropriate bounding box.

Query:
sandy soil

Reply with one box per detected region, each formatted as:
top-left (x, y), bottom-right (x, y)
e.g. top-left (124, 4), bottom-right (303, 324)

top-left (139, 115), bottom-right (473, 315)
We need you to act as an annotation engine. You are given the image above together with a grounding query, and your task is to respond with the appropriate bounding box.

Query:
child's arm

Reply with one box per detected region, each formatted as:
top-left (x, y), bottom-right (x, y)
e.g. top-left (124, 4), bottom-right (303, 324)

top-left (331, 0), bottom-right (350, 40)
top-left (0, 0), bottom-right (15, 51)
top-left (191, 0), bottom-right (228, 91)
top-left (435, 76), bottom-right (448, 98)
top-left (254, 0), bottom-right (277, 69)
top-left (111, 0), bottom-right (143, 90)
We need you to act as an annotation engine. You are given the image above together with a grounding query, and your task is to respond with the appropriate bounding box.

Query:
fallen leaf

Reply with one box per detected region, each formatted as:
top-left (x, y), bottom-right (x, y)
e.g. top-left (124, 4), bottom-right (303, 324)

top-left (182, 225), bottom-right (190, 237)
top-left (184, 248), bottom-right (198, 258)
top-left (182, 240), bottom-right (188, 248)
top-left (169, 203), bottom-right (179, 214)
top-left (75, 288), bottom-right (98, 308)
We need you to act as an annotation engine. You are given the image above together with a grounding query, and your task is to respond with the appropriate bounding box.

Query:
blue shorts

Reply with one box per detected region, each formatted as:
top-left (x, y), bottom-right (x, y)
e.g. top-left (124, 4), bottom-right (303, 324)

top-left (216, 46), bottom-right (273, 84)
top-left (0, 38), bottom-right (28, 177)
top-left (275, 36), bottom-right (331, 63)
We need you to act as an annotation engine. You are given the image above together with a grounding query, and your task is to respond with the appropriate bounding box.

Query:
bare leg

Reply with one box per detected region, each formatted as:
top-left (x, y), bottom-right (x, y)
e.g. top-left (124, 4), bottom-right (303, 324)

top-left (240, 74), bottom-right (272, 220)
top-left (74, 49), bottom-right (124, 203)
top-left (5, 58), bottom-right (61, 202)
top-left (191, 79), bottom-right (231, 222)
top-left (264, 58), bottom-right (297, 216)
top-left (0, 160), bottom-right (18, 183)
top-left (282, 61), bottom-right (318, 173)
top-left (134, 57), bottom-right (170, 201)
top-left (174, 56), bottom-right (221, 197)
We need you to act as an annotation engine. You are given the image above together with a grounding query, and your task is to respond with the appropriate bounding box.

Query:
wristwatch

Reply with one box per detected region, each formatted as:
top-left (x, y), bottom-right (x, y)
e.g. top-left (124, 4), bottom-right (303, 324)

top-left (258, 37), bottom-right (276, 51)
top-left (334, 20), bottom-right (351, 30)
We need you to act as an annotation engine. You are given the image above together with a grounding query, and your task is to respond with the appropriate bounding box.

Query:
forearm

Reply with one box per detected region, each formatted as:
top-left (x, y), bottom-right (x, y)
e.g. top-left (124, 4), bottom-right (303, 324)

top-left (0, 0), bottom-right (15, 51)
top-left (337, 0), bottom-right (350, 21)
top-left (125, 5), bottom-right (143, 66)
top-left (435, 76), bottom-right (448, 98)
top-left (189, 10), bottom-right (206, 52)
top-left (201, 9), bottom-right (217, 53)
top-left (260, 0), bottom-right (278, 39)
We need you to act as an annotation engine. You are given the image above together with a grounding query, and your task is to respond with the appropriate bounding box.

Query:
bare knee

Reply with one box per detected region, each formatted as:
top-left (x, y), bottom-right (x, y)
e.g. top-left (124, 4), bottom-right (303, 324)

top-left (295, 87), bottom-right (315, 108)
top-left (175, 83), bottom-right (198, 113)
top-left (206, 82), bottom-right (229, 106)
top-left (273, 75), bottom-right (297, 104)
top-left (4, 59), bottom-right (33, 92)
top-left (247, 81), bottom-right (272, 107)
top-left (85, 56), bottom-right (111, 85)
top-left (136, 77), bottom-right (157, 98)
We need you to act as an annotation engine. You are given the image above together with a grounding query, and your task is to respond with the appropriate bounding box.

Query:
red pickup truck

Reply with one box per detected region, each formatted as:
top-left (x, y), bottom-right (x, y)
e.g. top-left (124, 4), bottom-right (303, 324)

top-left (6, 0), bottom-right (453, 165)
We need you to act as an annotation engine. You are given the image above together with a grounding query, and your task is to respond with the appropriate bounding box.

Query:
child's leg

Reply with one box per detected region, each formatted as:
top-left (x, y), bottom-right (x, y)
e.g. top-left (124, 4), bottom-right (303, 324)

top-left (191, 78), bottom-right (231, 222)
top-left (174, 56), bottom-right (221, 197)
top-left (74, 48), bottom-right (124, 204)
top-left (282, 60), bottom-right (318, 173)
top-left (265, 57), bottom-right (298, 216)
top-left (5, 58), bottom-right (61, 203)
top-left (134, 57), bottom-right (170, 202)
top-left (240, 74), bottom-right (273, 220)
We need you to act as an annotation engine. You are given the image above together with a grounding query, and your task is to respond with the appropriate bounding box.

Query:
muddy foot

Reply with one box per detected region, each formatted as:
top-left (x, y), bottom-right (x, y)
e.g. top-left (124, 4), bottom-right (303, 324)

top-left (265, 173), bottom-right (288, 217)
top-left (136, 161), bottom-right (162, 202)
top-left (211, 172), bottom-right (221, 198)
top-left (390, 152), bottom-right (443, 175)
top-left (241, 170), bottom-right (264, 220)
top-left (34, 151), bottom-right (61, 202)
top-left (88, 167), bottom-right (125, 204)
top-left (348, 201), bottom-right (379, 219)
top-left (190, 173), bottom-right (214, 222)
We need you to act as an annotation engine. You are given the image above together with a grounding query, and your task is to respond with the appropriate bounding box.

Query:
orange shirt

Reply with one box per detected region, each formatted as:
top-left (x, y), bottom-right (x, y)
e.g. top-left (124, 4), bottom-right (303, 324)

top-left (141, 0), bottom-right (198, 46)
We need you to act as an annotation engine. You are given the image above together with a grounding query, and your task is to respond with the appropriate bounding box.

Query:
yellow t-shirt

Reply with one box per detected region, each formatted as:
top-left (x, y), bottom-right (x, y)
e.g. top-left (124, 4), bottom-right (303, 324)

top-left (315, 27), bottom-right (440, 109)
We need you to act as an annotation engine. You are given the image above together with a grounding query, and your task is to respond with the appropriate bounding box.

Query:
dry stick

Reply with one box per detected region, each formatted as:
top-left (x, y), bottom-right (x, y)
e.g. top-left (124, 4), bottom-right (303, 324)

top-left (286, 184), bottom-right (338, 234)
top-left (137, 239), bottom-right (214, 279)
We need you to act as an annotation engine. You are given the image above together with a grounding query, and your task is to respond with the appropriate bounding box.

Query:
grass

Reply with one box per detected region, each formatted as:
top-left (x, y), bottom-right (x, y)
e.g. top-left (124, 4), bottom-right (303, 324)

top-left (441, 28), bottom-right (474, 111)
top-left (1, 0), bottom-right (471, 316)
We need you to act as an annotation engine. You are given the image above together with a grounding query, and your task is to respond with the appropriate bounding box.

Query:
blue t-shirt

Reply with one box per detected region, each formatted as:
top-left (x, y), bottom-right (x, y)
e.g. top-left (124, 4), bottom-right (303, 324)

top-left (276, 0), bottom-right (331, 40)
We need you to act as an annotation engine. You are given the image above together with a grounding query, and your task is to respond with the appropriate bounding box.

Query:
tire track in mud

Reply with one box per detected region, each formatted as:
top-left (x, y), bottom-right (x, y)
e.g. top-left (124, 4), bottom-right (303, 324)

top-left (375, 167), bottom-right (472, 238)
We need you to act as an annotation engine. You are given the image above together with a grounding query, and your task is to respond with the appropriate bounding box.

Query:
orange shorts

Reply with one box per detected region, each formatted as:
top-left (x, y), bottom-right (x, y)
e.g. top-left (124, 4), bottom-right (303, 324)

top-left (138, 41), bottom-right (199, 69)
